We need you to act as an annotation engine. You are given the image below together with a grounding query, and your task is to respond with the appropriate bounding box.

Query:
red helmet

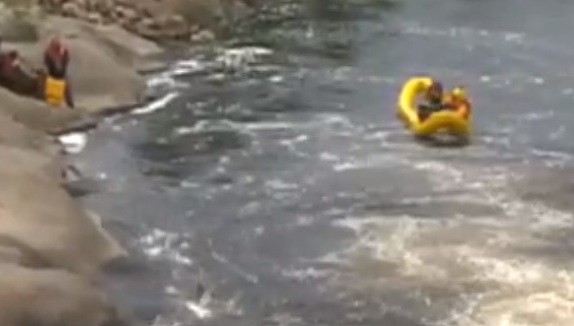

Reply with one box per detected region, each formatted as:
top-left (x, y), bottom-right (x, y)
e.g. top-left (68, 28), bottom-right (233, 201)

top-left (48, 37), bottom-right (67, 56)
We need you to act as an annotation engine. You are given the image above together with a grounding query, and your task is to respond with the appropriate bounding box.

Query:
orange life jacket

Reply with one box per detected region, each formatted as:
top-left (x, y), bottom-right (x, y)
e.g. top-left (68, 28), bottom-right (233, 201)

top-left (455, 99), bottom-right (472, 119)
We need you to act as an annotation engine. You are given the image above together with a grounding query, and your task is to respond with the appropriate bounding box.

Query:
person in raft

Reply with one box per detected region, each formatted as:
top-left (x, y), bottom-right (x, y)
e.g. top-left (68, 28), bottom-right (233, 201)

top-left (41, 37), bottom-right (74, 108)
top-left (447, 86), bottom-right (471, 119)
top-left (417, 80), bottom-right (452, 121)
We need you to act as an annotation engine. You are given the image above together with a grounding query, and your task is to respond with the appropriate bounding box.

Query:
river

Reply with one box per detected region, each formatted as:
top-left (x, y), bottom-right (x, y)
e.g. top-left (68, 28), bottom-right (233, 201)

top-left (70, 0), bottom-right (574, 325)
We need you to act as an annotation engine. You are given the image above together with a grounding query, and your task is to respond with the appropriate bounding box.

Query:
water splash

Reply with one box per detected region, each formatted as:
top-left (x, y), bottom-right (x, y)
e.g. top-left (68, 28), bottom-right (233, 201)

top-left (132, 92), bottom-right (179, 115)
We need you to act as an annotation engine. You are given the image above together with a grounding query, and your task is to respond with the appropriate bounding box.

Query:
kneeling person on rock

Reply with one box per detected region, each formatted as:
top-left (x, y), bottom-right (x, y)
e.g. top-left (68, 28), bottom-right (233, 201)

top-left (41, 38), bottom-right (74, 108)
top-left (1, 51), bottom-right (41, 96)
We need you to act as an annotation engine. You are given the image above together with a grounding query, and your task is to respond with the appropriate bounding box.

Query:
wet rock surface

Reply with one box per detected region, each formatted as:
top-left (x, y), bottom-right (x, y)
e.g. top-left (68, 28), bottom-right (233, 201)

top-left (0, 1), bottom-right (176, 325)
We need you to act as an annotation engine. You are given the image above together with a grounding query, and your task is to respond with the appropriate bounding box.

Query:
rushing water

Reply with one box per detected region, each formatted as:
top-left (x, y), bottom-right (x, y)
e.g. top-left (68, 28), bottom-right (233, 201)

top-left (70, 0), bottom-right (574, 325)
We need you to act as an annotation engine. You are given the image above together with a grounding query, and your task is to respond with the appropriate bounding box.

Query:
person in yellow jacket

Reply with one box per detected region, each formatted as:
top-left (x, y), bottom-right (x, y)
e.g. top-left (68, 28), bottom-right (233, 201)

top-left (37, 38), bottom-right (75, 109)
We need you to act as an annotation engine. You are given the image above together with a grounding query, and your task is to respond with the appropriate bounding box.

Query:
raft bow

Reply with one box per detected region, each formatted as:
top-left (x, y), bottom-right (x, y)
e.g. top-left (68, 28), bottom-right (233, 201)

top-left (397, 77), bottom-right (471, 138)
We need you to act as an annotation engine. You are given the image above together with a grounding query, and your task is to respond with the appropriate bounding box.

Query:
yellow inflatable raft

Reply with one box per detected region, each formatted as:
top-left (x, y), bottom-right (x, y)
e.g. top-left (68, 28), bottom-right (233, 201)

top-left (397, 77), bottom-right (471, 138)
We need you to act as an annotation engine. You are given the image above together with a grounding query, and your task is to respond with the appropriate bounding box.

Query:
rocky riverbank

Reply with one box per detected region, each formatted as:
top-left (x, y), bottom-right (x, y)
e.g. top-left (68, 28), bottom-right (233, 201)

top-left (0, 1), bottom-right (231, 324)
top-left (39, 0), bottom-right (257, 43)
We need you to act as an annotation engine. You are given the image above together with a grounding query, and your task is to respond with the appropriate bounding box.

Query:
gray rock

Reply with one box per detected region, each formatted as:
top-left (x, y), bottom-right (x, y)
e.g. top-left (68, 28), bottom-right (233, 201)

top-left (0, 264), bottom-right (130, 326)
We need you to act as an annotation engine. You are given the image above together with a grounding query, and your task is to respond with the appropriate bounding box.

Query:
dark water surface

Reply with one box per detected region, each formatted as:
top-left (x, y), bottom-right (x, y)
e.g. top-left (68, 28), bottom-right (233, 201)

top-left (71, 0), bottom-right (574, 325)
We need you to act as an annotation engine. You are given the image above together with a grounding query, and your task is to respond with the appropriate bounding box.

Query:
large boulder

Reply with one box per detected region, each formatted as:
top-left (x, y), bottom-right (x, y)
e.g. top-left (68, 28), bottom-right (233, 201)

top-left (0, 105), bottom-right (59, 155)
top-left (3, 13), bottom-right (163, 114)
top-left (0, 143), bottom-right (127, 278)
top-left (0, 4), bottom-right (148, 325)
top-left (0, 5), bottom-right (40, 42)
top-left (132, 0), bottom-right (230, 35)
top-left (0, 86), bottom-right (88, 133)
top-left (0, 264), bottom-right (128, 326)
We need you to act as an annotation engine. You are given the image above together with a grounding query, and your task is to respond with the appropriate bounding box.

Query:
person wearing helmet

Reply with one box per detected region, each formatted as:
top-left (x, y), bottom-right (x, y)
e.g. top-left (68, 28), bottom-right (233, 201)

top-left (447, 86), bottom-right (471, 119)
top-left (42, 37), bottom-right (74, 108)
top-left (44, 37), bottom-right (69, 79)
top-left (418, 80), bottom-right (449, 121)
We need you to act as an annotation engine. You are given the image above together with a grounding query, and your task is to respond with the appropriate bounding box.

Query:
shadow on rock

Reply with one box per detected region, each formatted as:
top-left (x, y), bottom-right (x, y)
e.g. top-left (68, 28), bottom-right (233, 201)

top-left (0, 264), bottom-right (132, 326)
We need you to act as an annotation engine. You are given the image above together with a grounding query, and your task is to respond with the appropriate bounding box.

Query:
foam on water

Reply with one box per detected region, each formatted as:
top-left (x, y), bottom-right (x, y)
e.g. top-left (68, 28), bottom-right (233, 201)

top-left (144, 58), bottom-right (213, 98)
top-left (531, 148), bottom-right (573, 162)
top-left (136, 228), bottom-right (229, 322)
top-left (132, 92), bottom-right (180, 115)
top-left (139, 228), bottom-right (193, 266)
top-left (316, 152), bottom-right (574, 325)
top-left (215, 46), bottom-right (274, 69)
top-left (398, 22), bottom-right (526, 46)
top-left (232, 112), bottom-right (351, 133)
top-left (170, 59), bottom-right (210, 76)
top-left (58, 132), bottom-right (88, 154)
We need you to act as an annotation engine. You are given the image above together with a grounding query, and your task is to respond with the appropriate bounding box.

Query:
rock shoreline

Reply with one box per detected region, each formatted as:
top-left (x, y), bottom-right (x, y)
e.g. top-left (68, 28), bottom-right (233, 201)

top-left (39, 0), bottom-right (257, 43)
top-left (0, 2), bottom-right (238, 324)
